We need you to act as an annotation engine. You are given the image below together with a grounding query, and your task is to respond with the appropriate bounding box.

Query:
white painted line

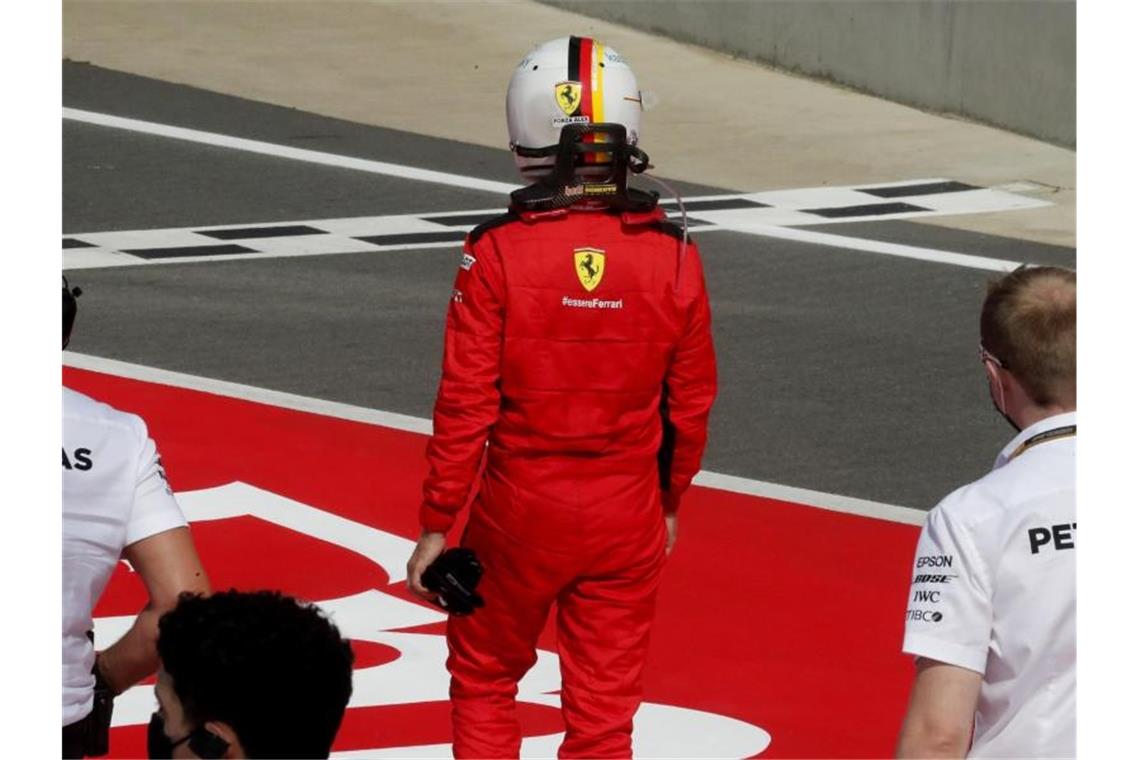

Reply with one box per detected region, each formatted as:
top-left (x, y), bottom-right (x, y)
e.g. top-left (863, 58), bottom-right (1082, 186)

top-left (63, 240), bottom-right (463, 270)
top-left (63, 219), bottom-right (1018, 273)
top-left (899, 189), bottom-right (1049, 216)
top-left (689, 208), bottom-right (833, 228)
top-left (63, 108), bottom-right (519, 196)
top-left (748, 186), bottom-right (876, 209)
top-left (61, 109), bottom-right (1048, 234)
top-left (711, 223), bottom-right (1023, 272)
top-left (59, 111), bottom-right (1053, 275)
top-left (63, 249), bottom-right (138, 270)
top-left (63, 352), bottom-right (926, 526)
top-left (692, 471), bottom-right (926, 526)
top-left (63, 202), bottom-right (1031, 273)
top-left (315, 215), bottom-right (465, 236)
top-left (63, 352), bottom-right (432, 435)
top-left (74, 228), bottom-right (208, 249)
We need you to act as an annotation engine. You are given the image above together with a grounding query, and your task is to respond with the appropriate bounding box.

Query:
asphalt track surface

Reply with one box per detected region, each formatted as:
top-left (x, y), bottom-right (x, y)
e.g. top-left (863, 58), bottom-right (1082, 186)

top-left (63, 61), bottom-right (1076, 511)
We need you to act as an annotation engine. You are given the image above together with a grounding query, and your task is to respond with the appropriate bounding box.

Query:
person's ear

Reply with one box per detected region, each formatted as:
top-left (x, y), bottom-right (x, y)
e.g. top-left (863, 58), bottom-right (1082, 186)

top-left (196, 721), bottom-right (242, 759)
top-left (984, 358), bottom-right (1021, 423)
top-left (983, 359), bottom-right (1002, 394)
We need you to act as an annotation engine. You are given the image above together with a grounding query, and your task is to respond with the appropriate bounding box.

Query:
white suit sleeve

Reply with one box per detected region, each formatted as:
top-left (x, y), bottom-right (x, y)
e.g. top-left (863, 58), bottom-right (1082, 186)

top-left (124, 422), bottom-right (188, 547)
top-left (901, 497), bottom-right (993, 674)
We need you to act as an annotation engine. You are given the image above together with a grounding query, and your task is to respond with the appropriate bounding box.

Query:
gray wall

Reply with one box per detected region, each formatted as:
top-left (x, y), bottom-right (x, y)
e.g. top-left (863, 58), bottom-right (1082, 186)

top-left (540, 0), bottom-right (1075, 147)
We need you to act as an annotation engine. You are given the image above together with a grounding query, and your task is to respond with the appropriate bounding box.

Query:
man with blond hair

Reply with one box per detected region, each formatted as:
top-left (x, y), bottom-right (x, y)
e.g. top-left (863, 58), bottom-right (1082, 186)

top-left (896, 266), bottom-right (1076, 758)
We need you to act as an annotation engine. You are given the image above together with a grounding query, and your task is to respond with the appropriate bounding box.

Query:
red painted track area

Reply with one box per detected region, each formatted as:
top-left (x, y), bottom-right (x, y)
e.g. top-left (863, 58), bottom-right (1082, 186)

top-left (66, 367), bottom-right (920, 758)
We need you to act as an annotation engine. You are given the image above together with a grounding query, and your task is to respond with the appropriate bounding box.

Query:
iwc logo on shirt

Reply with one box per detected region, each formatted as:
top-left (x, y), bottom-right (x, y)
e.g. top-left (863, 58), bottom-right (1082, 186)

top-left (574, 248), bottom-right (606, 292)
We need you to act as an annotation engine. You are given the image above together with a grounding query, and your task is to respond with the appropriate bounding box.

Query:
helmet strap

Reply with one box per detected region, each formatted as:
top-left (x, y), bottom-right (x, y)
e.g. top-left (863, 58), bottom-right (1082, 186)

top-left (510, 124), bottom-right (658, 214)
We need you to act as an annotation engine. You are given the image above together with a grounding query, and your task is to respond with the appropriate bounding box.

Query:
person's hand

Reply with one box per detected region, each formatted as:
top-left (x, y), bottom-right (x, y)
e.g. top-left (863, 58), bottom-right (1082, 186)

top-left (664, 510), bottom-right (679, 556)
top-left (406, 531), bottom-right (447, 601)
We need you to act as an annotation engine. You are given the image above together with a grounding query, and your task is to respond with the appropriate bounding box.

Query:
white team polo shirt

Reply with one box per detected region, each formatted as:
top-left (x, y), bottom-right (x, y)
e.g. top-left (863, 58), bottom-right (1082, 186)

top-left (62, 388), bottom-right (187, 726)
top-left (903, 412), bottom-right (1075, 758)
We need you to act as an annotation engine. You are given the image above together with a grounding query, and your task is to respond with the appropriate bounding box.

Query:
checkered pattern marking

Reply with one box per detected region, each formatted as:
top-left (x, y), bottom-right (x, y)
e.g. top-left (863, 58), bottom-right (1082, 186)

top-left (63, 179), bottom-right (1051, 269)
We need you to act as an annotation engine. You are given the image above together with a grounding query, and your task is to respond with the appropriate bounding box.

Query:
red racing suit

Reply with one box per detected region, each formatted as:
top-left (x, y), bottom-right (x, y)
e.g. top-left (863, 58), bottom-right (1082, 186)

top-left (420, 203), bottom-right (717, 758)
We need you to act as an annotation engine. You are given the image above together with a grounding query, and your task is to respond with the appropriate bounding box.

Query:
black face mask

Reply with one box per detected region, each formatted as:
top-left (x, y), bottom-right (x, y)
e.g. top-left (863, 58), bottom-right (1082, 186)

top-left (148, 712), bottom-right (192, 758)
top-left (148, 712), bottom-right (230, 759)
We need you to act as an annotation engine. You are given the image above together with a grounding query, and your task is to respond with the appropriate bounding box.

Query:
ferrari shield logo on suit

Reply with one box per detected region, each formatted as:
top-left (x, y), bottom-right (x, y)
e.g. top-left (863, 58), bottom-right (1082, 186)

top-left (573, 248), bottom-right (606, 292)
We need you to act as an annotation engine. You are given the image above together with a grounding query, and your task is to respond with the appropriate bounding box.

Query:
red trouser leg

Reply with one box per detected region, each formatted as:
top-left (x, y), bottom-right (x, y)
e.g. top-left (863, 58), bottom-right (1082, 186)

top-left (447, 514), bottom-right (565, 759)
top-left (556, 530), bottom-right (667, 758)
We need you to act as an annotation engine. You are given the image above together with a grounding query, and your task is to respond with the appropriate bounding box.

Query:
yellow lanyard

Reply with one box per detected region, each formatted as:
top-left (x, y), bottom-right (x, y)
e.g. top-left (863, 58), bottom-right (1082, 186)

top-left (1009, 424), bottom-right (1076, 460)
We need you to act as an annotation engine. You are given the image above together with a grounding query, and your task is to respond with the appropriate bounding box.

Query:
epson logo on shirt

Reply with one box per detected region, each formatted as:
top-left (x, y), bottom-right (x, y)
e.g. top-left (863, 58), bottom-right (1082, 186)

top-left (916, 554), bottom-right (954, 569)
top-left (1028, 522), bottom-right (1076, 554)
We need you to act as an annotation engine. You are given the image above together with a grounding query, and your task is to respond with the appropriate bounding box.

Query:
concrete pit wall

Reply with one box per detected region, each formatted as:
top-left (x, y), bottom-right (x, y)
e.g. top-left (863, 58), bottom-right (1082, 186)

top-left (538, 0), bottom-right (1075, 147)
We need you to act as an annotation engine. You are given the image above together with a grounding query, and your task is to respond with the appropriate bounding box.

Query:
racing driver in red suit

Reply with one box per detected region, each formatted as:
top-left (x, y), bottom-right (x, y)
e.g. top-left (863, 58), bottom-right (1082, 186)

top-left (406, 36), bottom-right (717, 758)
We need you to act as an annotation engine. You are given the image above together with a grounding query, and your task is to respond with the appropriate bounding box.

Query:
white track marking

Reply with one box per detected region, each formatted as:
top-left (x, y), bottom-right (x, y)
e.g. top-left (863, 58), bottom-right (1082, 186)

top-left (64, 239), bottom-right (462, 270)
top-left (62, 217), bottom-right (1021, 273)
top-left (64, 212), bottom-right (470, 269)
top-left (711, 223), bottom-right (1022, 272)
top-left (63, 185), bottom-right (1037, 272)
top-left (895, 188), bottom-right (1048, 216)
top-left (61, 105), bottom-right (1052, 273)
top-left (693, 471), bottom-right (925, 526)
top-left (64, 106), bottom-right (1047, 224)
top-left (64, 218), bottom-right (1021, 273)
top-left (63, 249), bottom-right (140, 270)
top-left (63, 352), bottom-right (927, 525)
top-left (64, 352), bottom-right (431, 435)
top-left (738, 181), bottom-right (1044, 217)
top-left (63, 107), bottom-right (518, 195)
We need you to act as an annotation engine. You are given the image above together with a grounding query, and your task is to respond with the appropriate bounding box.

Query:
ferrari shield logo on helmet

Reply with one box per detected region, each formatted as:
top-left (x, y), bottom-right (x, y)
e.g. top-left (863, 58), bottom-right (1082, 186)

top-left (574, 248), bottom-right (605, 292)
top-left (555, 81), bottom-right (582, 116)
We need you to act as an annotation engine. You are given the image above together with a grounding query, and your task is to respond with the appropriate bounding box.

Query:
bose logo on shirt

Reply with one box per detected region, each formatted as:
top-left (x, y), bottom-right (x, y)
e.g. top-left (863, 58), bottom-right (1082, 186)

top-left (912, 574), bottom-right (956, 584)
top-left (1028, 522), bottom-right (1076, 554)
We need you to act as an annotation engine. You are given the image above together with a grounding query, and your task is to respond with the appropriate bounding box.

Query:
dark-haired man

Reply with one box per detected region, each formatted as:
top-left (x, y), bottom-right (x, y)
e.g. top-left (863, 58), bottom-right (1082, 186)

top-left (148, 590), bottom-right (354, 759)
top-left (896, 266), bottom-right (1076, 758)
top-left (64, 276), bottom-right (211, 758)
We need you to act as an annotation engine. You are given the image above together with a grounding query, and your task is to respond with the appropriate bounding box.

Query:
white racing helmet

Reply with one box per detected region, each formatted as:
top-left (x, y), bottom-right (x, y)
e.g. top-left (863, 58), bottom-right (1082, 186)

top-left (506, 36), bottom-right (643, 180)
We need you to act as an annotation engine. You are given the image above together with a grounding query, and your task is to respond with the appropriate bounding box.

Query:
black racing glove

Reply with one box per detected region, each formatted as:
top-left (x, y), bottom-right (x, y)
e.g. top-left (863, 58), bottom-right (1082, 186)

top-left (422, 548), bottom-right (485, 616)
